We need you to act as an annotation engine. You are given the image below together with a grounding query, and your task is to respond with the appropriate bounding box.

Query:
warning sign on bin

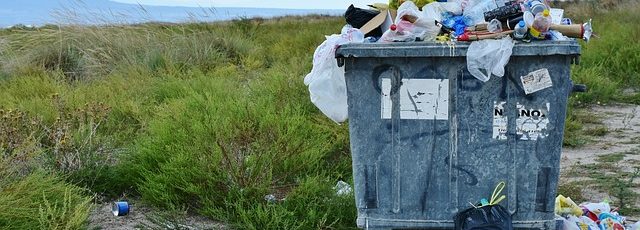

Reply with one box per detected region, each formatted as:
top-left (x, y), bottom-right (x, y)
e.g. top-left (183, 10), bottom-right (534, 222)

top-left (381, 78), bottom-right (448, 120)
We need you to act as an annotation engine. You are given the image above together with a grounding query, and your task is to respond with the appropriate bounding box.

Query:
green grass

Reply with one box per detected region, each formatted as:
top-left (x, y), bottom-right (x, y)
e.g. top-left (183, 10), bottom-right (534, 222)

top-left (0, 172), bottom-right (93, 230)
top-left (0, 1), bottom-right (639, 228)
top-left (561, 0), bottom-right (640, 147)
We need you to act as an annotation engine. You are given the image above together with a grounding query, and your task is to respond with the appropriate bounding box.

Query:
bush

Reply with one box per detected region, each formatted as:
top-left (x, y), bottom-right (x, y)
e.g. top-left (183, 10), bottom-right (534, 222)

top-left (0, 172), bottom-right (93, 230)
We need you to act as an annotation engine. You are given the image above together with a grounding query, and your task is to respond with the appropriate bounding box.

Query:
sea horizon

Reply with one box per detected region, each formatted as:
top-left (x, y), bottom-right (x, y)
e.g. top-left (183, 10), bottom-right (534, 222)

top-left (0, 0), bottom-right (345, 28)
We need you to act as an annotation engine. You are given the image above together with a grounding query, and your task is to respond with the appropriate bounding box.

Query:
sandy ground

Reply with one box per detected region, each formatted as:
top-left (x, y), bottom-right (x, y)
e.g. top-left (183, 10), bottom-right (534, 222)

top-left (87, 201), bottom-right (226, 230)
top-left (560, 103), bottom-right (640, 221)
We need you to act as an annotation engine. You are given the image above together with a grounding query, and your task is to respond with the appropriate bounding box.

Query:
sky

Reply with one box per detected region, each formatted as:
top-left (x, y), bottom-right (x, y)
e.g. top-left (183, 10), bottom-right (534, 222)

top-left (110, 0), bottom-right (380, 9)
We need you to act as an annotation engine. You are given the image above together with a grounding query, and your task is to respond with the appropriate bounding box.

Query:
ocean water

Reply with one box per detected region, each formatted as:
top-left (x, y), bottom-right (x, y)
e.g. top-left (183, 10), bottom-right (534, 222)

top-left (0, 0), bottom-right (344, 27)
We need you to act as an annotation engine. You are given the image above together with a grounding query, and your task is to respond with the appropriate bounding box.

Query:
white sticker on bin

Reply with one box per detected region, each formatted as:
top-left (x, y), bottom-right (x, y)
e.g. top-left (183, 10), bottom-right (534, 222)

top-left (381, 78), bottom-right (449, 120)
top-left (516, 103), bottom-right (550, 141)
top-left (521, 68), bottom-right (553, 95)
top-left (493, 101), bottom-right (508, 140)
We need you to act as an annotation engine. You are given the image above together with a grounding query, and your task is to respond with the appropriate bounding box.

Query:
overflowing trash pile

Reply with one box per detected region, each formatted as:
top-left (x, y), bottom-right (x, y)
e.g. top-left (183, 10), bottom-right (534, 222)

top-left (304, 0), bottom-right (593, 123)
top-left (555, 195), bottom-right (640, 230)
top-left (344, 0), bottom-right (592, 43)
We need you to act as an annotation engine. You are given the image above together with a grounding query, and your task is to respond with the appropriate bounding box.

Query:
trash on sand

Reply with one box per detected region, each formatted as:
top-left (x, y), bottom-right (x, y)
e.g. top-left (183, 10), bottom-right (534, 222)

top-left (555, 196), bottom-right (640, 230)
top-left (112, 201), bottom-right (130, 216)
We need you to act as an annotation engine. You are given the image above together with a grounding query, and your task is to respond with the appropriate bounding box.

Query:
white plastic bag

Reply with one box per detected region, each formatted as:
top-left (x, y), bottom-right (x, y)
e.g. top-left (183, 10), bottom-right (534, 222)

top-left (466, 37), bottom-right (514, 82)
top-left (420, 3), bottom-right (446, 41)
top-left (304, 26), bottom-right (363, 123)
top-left (379, 20), bottom-right (417, 43)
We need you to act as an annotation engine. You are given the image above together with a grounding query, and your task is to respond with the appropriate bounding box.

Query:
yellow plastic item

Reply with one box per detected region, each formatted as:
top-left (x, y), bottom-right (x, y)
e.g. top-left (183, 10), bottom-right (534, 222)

top-left (555, 195), bottom-right (583, 216)
top-left (489, 181), bottom-right (506, 205)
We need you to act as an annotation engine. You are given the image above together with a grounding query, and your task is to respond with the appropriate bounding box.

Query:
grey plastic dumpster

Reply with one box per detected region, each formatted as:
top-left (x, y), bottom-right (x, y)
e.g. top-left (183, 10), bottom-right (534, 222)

top-left (335, 41), bottom-right (581, 230)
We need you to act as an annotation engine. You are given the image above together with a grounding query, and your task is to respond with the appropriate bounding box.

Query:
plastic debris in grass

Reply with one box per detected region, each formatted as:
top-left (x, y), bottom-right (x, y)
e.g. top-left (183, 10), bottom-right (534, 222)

top-left (334, 180), bottom-right (353, 196)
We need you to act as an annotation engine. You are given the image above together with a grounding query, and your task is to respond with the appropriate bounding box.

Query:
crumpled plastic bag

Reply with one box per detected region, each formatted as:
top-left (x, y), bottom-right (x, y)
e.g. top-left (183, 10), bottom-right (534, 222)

top-left (466, 37), bottom-right (514, 82)
top-left (379, 19), bottom-right (416, 42)
top-left (582, 202), bottom-right (612, 214)
top-left (303, 26), bottom-right (363, 123)
top-left (420, 2), bottom-right (463, 41)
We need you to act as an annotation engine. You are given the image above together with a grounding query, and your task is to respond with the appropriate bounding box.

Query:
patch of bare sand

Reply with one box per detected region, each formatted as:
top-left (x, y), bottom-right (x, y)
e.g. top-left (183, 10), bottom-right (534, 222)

top-left (87, 201), bottom-right (226, 230)
top-left (561, 103), bottom-right (640, 221)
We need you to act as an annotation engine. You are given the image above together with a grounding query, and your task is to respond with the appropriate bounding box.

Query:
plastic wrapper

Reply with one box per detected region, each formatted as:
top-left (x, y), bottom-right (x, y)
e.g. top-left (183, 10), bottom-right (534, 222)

top-left (466, 36), bottom-right (514, 82)
top-left (555, 195), bottom-right (584, 217)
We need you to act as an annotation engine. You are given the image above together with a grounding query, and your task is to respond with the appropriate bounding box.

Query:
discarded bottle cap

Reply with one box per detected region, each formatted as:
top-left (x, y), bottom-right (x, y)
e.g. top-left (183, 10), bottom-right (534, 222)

top-left (112, 201), bottom-right (130, 216)
top-left (542, 9), bottom-right (550, 17)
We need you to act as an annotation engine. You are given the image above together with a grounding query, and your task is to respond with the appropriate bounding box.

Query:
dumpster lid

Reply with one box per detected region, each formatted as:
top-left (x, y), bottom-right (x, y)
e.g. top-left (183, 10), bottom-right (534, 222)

top-left (335, 40), bottom-right (580, 58)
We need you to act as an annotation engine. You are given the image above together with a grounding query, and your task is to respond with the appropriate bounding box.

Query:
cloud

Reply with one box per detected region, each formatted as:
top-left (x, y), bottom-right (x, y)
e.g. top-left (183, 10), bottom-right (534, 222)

top-left (110, 0), bottom-right (378, 9)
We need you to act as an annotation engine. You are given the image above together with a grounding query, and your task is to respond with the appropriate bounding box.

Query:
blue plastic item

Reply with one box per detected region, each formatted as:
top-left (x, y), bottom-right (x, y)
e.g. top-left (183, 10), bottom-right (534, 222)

top-left (112, 201), bottom-right (130, 216)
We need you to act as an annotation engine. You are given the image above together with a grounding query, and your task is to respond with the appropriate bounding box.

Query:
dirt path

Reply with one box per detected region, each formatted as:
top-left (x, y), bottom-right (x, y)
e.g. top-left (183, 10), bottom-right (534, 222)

top-left (560, 103), bottom-right (640, 221)
top-left (87, 201), bottom-right (226, 230)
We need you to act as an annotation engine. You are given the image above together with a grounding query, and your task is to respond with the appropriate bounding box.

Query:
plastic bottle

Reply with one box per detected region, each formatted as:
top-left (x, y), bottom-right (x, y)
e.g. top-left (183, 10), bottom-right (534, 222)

top-left (529, 9), bottom-right (551, 39)
top-left (527, 0), bottom-right (548, 16)
top-left (513, 20), bottom-right (528, 39)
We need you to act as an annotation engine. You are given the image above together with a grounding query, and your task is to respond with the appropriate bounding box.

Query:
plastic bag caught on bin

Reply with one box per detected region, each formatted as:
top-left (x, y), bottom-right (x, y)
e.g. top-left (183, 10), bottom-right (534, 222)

top-left (379, 1), bottom-right (425, 42)
top-left (420, 2), bottom-right (462, 41)
top-left (384, 1), bottom-right (422, 41)
top-left (466, 36), bottom-right (514, 82)
top-left (380, 20), bottom-right (417, 42)
top-left (304, 26), bottom-right (363, 123)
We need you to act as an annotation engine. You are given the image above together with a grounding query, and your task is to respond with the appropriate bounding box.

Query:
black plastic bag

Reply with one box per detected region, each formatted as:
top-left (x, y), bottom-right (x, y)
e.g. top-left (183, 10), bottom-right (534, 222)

top-left (344, 4), bottom-right (382, 37)
top-left (453, 204), bottom-right (513, 230)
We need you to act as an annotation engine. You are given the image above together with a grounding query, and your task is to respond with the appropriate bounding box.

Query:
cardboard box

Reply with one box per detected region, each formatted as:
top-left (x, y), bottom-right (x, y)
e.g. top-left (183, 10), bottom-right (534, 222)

top-left (360, 9), bottom-right (397, 36)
